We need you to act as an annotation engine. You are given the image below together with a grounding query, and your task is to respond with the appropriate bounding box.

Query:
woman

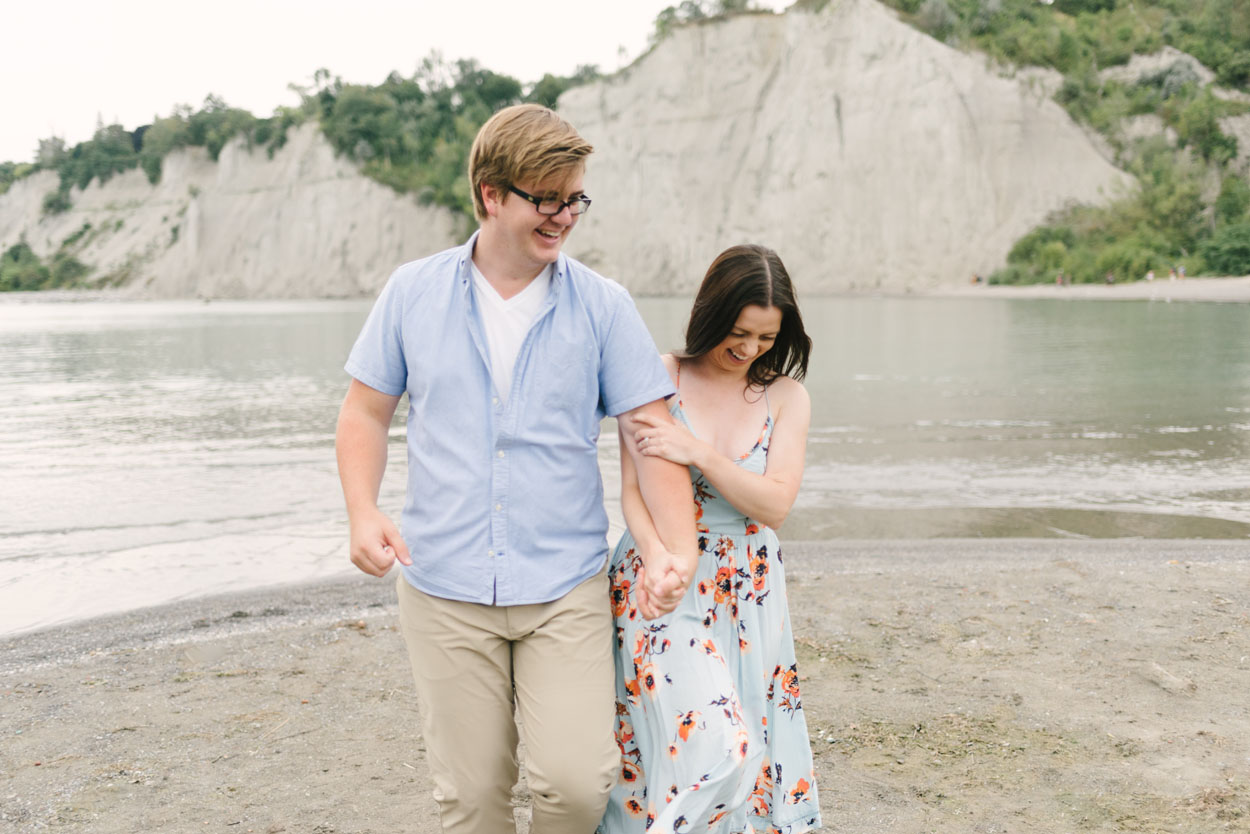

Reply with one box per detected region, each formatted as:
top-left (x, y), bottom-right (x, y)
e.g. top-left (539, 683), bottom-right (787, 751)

top-left (601, 245), bottom-right (821, 833)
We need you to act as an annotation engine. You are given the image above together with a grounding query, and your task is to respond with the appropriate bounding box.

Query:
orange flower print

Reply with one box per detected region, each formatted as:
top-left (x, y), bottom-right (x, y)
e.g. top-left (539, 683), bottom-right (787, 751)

top-left (782, 666), bottom-right (800, 697)
top-left (614, 710), bottom-right (634, 749)
top-left (788, 777), bottom-right (811, 804)
top-left (637, 662), bottom-right (664, 697)
top-left (745, 522), bottom-right (759, 535)
top-left (749, 545), bottom-right (768, 592)
top-left (750, 758), bottom-right (774, 815)
top-left (668, 743), bottom-right (679, 759)
top-left (633, 630), bottom-right (648, 659)
top-left (609, 574), bottom-right (631, 617)
top-left (624, 797), bottom-right (644, 817)
top-left (712, 567), bottom-right (734, 604)
top-left (676, 710), bottom-right (701, 741)
top-left (732, 727), bottom-right (751, 762)
top-left (690, 638), bottom-right (722, 660)
top-left (621, 760), bottom-right (641, 784)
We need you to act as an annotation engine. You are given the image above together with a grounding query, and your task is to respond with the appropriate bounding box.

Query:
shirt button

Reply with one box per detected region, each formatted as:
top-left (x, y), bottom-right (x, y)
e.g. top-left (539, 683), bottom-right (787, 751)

top-left (492, 397), bottom-right (499, 406)
top-left (494, 503), bottom-right (503, 512)
top-left (487, 549), bottom-right (495, 558)
top-left (497, 450), bottom-right (505, 458)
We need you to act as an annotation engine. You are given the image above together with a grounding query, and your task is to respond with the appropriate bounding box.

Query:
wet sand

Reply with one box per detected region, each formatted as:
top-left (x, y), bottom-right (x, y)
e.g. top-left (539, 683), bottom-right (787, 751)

top-left (3, 539), bottom-right (1249, 833)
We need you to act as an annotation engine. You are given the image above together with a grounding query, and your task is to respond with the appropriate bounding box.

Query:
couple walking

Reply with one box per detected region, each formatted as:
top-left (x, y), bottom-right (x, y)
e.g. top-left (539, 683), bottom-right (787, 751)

top-left (336, 104), bottom-right (820, 834)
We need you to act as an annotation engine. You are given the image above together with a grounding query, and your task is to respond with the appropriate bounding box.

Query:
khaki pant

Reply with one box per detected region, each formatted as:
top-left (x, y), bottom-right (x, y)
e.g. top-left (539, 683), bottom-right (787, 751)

top-left (396, 570), bottom-right (618, 834)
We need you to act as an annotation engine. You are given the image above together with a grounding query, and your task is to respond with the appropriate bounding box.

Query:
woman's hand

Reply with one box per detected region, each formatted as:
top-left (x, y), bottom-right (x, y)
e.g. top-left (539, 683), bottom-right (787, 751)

top-left (635, 547), bottom-right (694, 620)
top-left (632, 412), bottom-right (704, 467)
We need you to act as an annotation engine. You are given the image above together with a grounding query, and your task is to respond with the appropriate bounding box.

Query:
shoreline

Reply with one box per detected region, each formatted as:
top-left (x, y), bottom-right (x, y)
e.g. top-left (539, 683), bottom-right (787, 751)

top-left (4, 538), bottom-right (1248, 832)
top-left (5, 275), bottom-right (1250, 305)
top-left (917, 275), bottom-right (1250, 303)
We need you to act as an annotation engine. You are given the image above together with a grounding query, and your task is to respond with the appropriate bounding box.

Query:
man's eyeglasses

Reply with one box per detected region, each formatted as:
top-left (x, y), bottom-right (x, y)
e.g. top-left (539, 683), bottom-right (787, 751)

top-left (508, 185), bottom-right (592, 217)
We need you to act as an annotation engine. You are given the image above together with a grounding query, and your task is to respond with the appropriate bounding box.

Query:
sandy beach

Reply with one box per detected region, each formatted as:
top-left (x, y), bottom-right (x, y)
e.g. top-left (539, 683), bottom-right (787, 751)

top-left (3, 539), bottom-right (1248, 833)
top-left (930, 276), bottom-right (1250, 304)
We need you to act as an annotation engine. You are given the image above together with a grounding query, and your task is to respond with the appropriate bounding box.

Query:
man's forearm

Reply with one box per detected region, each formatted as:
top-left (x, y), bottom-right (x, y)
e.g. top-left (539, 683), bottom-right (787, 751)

top-left (335, 408), bottom-right (391, 515)
top-left (633, 453), bottom-right (698, 559)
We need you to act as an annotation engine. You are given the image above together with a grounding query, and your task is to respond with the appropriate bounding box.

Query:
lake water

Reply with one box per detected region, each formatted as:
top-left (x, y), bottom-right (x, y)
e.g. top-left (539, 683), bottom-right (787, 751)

top-left (2, 294), bottom-right (1248, 635)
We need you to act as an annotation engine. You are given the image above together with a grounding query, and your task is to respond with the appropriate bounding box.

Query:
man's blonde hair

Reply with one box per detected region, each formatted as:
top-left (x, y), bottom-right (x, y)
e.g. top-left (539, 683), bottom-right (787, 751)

top-left (468, 104), bottom-right (593, 221)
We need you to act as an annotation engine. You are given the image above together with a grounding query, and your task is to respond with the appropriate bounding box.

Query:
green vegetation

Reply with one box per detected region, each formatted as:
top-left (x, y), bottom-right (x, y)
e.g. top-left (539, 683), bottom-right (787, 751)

top-left (303, 58), bottom-right (599, 219)
top-left (882, 0), bottom-right (1250, 282)
top-left (0, 239), bottom-right (89, 292)
top-left (0, 161), bottom-right (34, 196)
top-left (4, 55), bottom-right (597, 235)
top-left (31, 101), bottom-right (304, 217)
top-left (1, 55), bottom-right (600, 290)
top-left (9, 2), bottom-right (1246, 290)
top-left (649, 0), bottom-right (757, 44)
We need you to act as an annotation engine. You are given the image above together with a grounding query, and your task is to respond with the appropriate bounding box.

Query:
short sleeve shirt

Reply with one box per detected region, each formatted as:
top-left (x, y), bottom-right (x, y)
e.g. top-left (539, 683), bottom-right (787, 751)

top-left (344, 232), bottom-right (674, 605)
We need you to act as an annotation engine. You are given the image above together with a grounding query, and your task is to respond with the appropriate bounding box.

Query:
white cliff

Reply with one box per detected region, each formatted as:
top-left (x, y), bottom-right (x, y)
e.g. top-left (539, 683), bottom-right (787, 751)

top-left (559, 0), bottom-right (1130, 294)
top-left (1, 0), bottom-right (1136, 298)
top-left (0, 123), bottom-right (463, 298)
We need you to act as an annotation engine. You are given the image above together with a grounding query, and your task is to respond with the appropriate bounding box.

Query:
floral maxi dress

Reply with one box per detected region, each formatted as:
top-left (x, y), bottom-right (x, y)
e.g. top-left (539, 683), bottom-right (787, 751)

top-left (599, 392), bottom-right (821, 834)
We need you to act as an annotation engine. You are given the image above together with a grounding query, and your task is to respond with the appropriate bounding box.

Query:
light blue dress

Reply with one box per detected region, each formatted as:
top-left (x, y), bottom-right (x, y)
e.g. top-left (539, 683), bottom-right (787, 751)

top-left (599, 378), bottom-right (821, 834)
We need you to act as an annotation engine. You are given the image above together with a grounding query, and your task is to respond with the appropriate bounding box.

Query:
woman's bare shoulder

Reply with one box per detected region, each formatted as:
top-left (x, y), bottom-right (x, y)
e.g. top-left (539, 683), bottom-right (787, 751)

top-left (768, 375), bottom-right (811, 417)
top-left (769, 374), bottom-right (809, 401)
top-left (661, 353), bottom-right (680, 386)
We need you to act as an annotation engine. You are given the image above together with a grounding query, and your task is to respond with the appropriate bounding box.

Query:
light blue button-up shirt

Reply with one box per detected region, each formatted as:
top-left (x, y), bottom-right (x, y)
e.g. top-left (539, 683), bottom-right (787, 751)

top-left (345, 233), bottom-right (674, 605)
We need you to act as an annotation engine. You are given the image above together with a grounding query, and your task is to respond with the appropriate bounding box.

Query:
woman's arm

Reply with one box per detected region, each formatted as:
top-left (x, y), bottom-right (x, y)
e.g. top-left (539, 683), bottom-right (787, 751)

top-left (633, 377), bottom-right (811, 530)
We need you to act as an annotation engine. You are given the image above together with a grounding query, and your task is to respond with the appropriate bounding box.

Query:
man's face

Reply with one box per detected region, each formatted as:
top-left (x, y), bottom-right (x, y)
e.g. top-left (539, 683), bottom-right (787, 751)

top-left (483, 169), bottom-right (585, 273)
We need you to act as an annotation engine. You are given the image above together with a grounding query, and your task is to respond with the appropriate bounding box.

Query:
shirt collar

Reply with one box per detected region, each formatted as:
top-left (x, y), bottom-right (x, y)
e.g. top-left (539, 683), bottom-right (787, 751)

top-left (457, 229), bottom-right (568, 293)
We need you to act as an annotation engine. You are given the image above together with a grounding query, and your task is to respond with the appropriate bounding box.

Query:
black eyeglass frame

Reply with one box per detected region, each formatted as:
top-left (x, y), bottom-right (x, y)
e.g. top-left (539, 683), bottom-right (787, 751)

top-left (507, 185), bottom-right (592, 217)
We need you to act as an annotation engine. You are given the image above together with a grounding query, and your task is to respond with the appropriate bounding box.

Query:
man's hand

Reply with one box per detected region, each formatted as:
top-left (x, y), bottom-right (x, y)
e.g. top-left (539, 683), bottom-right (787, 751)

top-left (637, 547), bottom-right (693, 620)
top-left (348, 506), bottom-right (412, 577)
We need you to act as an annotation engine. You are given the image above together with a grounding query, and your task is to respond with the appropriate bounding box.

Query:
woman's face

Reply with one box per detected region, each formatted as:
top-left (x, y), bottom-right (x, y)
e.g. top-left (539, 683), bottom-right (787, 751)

top-left (707, 304), bottom-right (783, 374)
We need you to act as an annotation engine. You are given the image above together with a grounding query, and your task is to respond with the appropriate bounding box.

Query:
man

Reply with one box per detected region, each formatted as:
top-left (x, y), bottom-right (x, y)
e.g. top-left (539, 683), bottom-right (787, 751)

top-left (335, 103), bottom-right (698, 833)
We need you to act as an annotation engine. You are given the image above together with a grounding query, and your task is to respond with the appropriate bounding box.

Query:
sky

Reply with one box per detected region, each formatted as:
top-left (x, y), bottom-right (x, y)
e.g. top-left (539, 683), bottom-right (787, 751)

top-left (2, 0), bottom-right (788, 164)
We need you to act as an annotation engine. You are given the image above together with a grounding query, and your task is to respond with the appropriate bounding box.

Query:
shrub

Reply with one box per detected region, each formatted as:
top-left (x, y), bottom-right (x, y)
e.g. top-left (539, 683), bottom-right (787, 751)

top-left (1215, 175), bottom-right (1250, 226)
top-left (1172, 89), bottom-right (1239, 163)
top-left (0, 242), bottom-right (51, 291)
top-left (917, 0), bottom-right (958, 42)
top-left (42, 187), bottom-right (72, 214)
top-left (1200, 223), bottom-right (1250, 275)
top-left (49, 253), bottom-right (89, 287)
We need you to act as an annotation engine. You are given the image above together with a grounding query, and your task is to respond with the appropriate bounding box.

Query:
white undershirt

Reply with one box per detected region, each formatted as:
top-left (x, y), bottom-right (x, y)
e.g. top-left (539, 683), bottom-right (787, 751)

top-left (470, 261), bottom-right (552, 402)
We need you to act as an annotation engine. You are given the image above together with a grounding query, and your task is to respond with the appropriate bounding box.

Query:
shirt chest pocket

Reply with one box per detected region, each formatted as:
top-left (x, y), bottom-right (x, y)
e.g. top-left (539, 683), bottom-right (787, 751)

top-left (539, 337), bottom-right (599, 412)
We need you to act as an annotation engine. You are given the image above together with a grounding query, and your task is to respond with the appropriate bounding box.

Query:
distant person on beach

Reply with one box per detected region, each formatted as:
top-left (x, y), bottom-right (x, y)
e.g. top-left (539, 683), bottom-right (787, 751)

top-left (335, 104), bottom-right (697, 833)
top-left (599, 245), bottom-right (822, 833)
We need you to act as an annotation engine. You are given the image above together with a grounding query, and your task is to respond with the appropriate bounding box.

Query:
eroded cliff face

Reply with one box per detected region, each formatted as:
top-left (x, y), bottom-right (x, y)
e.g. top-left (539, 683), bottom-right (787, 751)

top-left (0, 123), bottom-right (464, 298)
top-left (1, 0), bottom-right (1131, 298)
top-left (559, 0), bottom-right (1130, 294)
